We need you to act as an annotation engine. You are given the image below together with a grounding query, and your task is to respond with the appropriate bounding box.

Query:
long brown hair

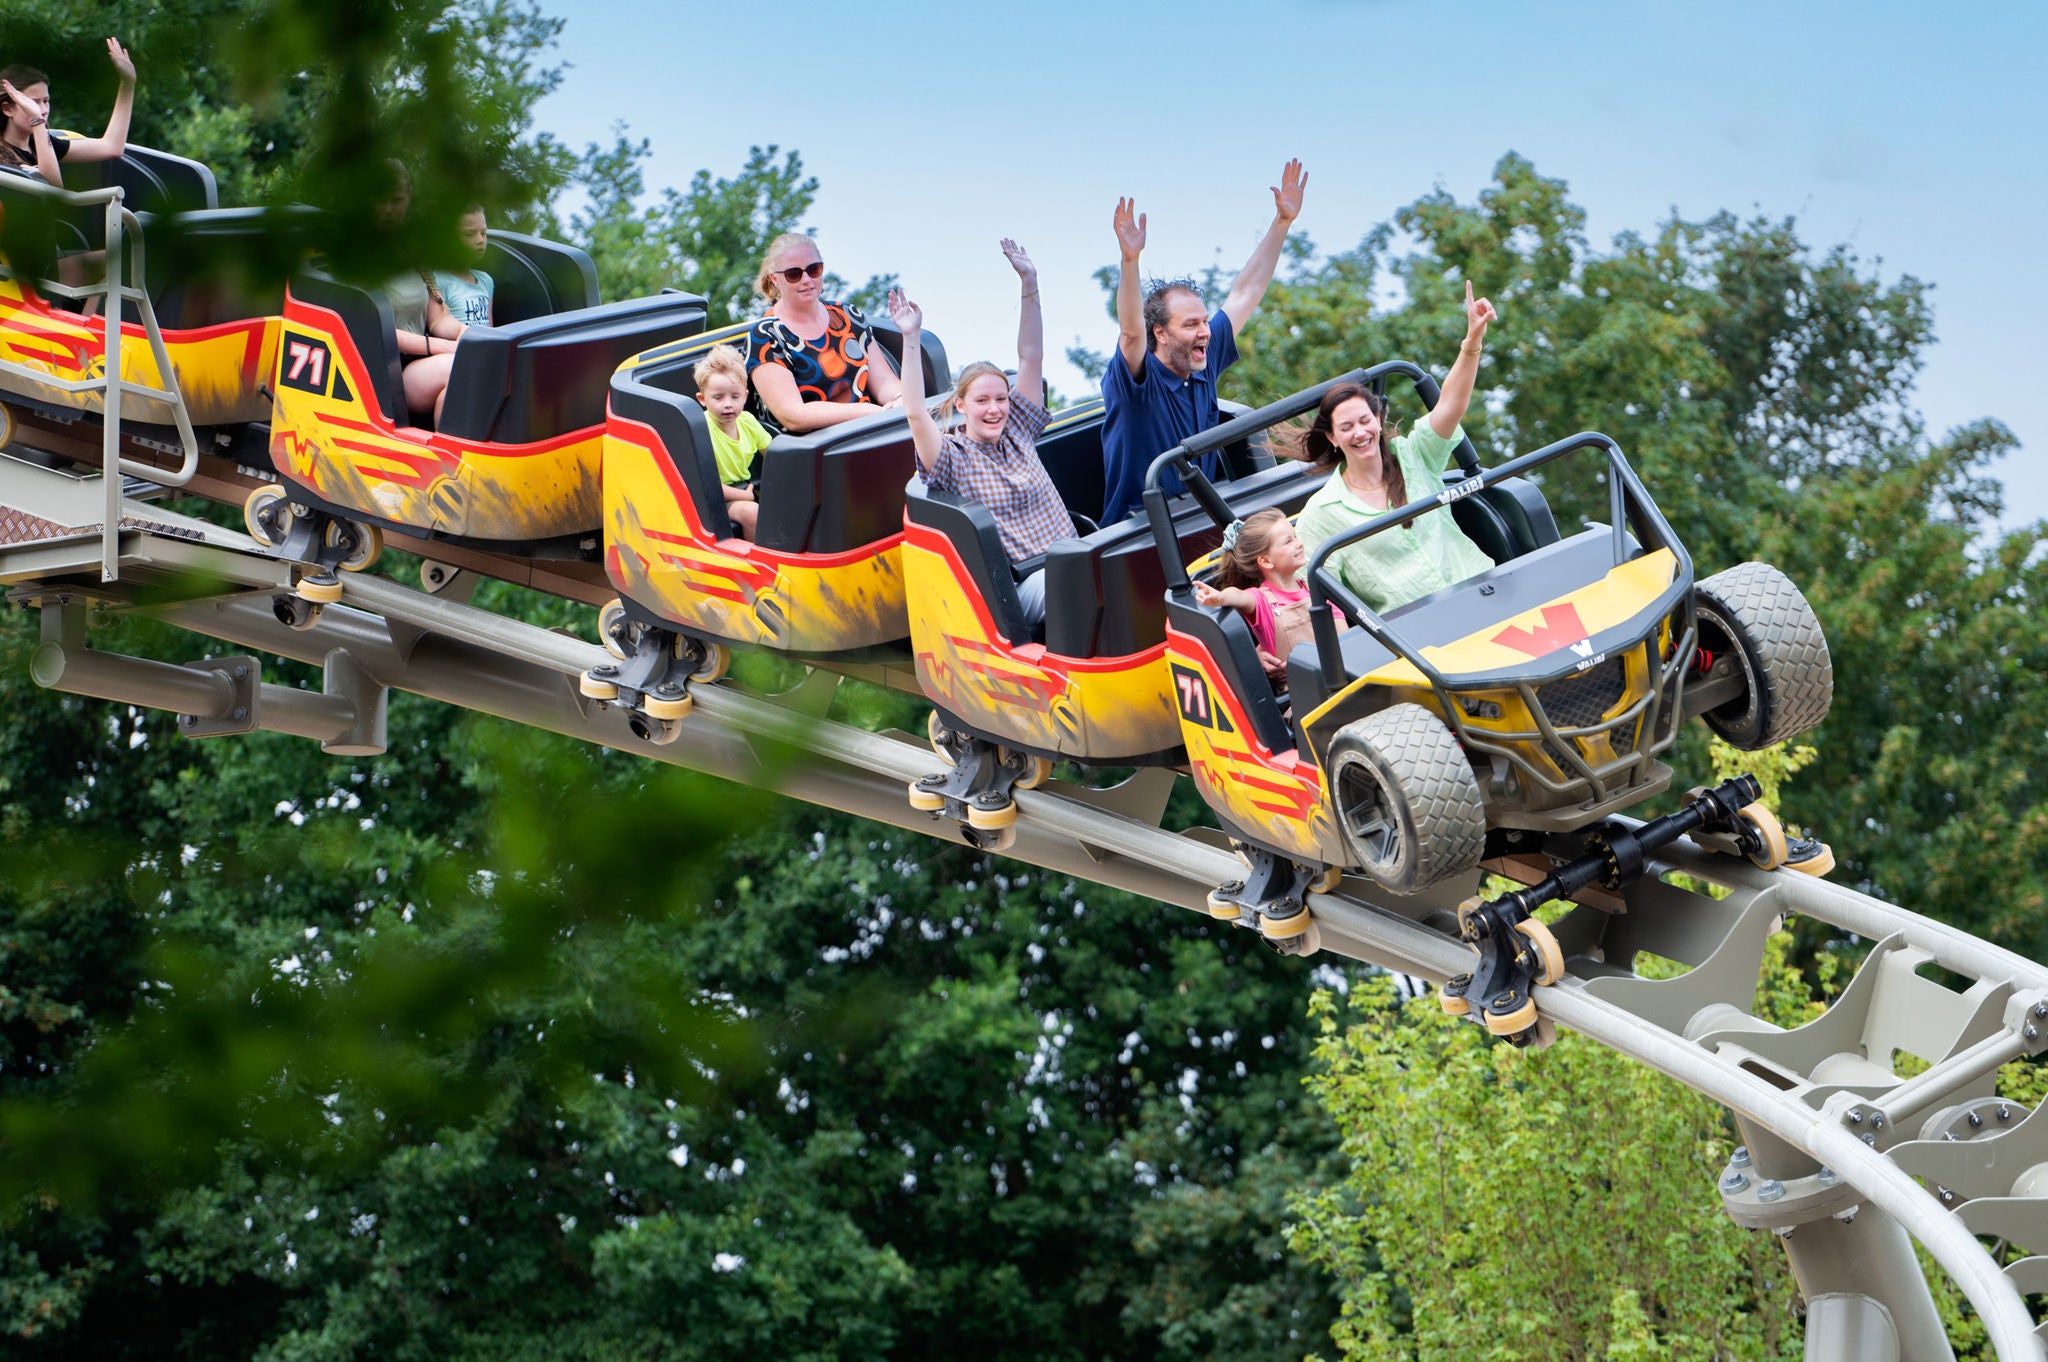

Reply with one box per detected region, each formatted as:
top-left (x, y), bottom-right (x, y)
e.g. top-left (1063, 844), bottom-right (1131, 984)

top-left (1277, 382), bottom-right (1407, 508)
top-left (1214, 507), bottom-right (1289, 591)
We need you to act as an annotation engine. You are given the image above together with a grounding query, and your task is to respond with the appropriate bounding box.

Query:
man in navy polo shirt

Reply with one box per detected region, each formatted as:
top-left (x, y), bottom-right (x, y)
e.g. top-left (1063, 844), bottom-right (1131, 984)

top-left (1098, 160), bottom-right (1307, 525)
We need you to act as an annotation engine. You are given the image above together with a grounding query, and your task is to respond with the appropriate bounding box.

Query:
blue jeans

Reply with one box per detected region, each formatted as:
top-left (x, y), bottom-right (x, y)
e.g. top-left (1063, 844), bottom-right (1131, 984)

top-left (1016, 569), bottom-right (1046, 624)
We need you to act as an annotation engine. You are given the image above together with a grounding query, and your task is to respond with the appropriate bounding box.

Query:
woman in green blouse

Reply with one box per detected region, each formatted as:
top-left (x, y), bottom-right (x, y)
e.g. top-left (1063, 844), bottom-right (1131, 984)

top-left (1293, 281), bottom-right (1499, 614)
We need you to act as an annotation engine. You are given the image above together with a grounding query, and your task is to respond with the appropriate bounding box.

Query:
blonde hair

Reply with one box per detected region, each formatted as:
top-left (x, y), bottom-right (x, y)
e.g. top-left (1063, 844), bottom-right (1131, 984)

top-left (1213, 508), bottom-right (1290, 590)
top-left (937, 361), bottom-right (1008, 429)
top-left (692, 343), bottom-right (748, 395)
top-left (753, 232), bottom-right (820, 302)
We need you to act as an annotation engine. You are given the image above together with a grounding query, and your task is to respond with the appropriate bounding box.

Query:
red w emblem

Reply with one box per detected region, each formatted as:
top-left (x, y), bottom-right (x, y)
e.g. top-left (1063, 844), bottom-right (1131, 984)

top-left (1491, 603), bottom-right (1588, 658)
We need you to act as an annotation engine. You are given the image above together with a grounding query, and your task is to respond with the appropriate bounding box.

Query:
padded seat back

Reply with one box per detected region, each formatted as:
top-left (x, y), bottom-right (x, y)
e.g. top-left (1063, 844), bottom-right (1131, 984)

top-left (143, 206), bottom-right (315, 331)
top-left (1449, 474), bottom-right (1560, 565)
top-left (50, 145), bottom-right (214, 255)
top-left (1037, 398), bottom-right (1107, 524)
top-left (56, 143), bottom-right (216, 217)
top-left (866, 314), bottom-right (950, 398)
top-left (290, 271), bottom-right (406, 424)
top-left (1170, 595), bottom-right (1295, 756)
top-left (754, 414), bottom-right (920, 554)
top-left (1044, 459), bottom-right (1325, 660)
top-left (609, 348), bottom-right (734, 541)
top-left (481, 230), bottom-right (600, 325)
top-left (906, 480), bottom-right (1032, 643)
top-left (439, 291), bottom-right (708, 444)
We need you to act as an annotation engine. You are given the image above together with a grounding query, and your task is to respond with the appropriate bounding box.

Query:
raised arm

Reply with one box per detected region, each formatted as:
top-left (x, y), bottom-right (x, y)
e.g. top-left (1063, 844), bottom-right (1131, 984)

top-left (1000, 238), bottom-right (1043, 404)
top-left (1427, 280), bottom-right (1498, 439)
top-left (58, 39), bottom-right (135, 163)
top-left (1112, 197), bottom-right (1147, 378)
top-left (1219, 159), bottom-right (1306, 334)
top-left (886, 289), bottom-right (942, 474)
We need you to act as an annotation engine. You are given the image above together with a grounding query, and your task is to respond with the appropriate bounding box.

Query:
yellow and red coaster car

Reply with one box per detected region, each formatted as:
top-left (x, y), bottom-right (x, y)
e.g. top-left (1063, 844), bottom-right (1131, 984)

top-left (904, 398), bottom-right (1317, 765)
top-left (1, 146), bottom-right (289, 435)
top-left (267, 233), bottom-right (706, 553)
top-left (1151, 374), bottom-right (1833, 896)
top-left (602, 318), bottom-right (948, 660)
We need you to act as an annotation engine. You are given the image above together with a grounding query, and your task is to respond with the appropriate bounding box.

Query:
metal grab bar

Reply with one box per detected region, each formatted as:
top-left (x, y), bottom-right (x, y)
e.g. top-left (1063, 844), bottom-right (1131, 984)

top-left (1300, 430), bottom-right (1692, 693)
top-left (0, 177), bottom-right (201, 581)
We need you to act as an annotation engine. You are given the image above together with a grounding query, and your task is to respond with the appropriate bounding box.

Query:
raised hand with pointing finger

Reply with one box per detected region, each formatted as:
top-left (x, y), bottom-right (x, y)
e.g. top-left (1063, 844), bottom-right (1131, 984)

top-left (1462, 279), bottom-right (1498, 349)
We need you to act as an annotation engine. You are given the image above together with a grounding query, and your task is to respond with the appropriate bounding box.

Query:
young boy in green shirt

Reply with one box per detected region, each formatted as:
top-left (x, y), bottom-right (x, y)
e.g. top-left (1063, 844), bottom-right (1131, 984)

top-left (692, 345), bottom-right (766, 539)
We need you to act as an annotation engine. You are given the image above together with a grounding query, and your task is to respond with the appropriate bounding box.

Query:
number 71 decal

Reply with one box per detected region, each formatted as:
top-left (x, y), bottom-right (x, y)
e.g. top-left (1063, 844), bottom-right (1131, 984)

top-left (1170, 662), bottom-right (1234, 733)
top-left (279, 335), bottom-right (332, 396)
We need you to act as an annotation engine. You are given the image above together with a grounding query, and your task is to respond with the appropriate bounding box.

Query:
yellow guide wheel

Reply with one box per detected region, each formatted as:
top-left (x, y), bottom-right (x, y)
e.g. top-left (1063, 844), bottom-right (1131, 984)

top-left (324, 520), bottom-right (383, 573)
top-left (686, 641), bottom-right (732, 684)
top-left (1205, 887), bottom-right (1241, 921)
top-left (597, 599), bottom-right (630, 660)
top-left (1439, 989), bottom-right (1472, 1017)
top-left (927, 710), bottom-right (954, 765)
top-left (1515, 918), bottom-right (1567, 987)
top-left (578, 670), bottom-right (619, 701)
top-left (641, 691), bottom-right (693, 722)
top-left (1739, 803), bottom-right (1790, 871)
top-left (1258, 904), bottom-right (1313, 941)
top-left (966, 799), bottom-right (1018, 831)
top-left (1788, 841), bottom-right (1836, 878)
top-left (296, 573), bottom-right (344, 604)
top-left (243, 484), bottom-right (288, 547)
top-left (908, 781), bottom-right (945, 812)
top-left (1010, 752), bottom-right (1053, 791)
top-left (1484, 995), bottom-right (1540, 1037)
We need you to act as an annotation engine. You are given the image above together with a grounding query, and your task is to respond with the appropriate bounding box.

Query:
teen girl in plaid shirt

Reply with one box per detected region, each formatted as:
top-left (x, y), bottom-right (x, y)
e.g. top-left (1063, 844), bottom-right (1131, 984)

top-left (889, 240), bottom-right (1076, 626)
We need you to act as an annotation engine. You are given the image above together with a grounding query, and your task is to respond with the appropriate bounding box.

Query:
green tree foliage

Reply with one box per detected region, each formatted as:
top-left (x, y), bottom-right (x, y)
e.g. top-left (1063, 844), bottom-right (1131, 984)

top-left (1293, 974), bottom-right (1803, 1362)
top-left (1291, 750), bottom-right (1848, 1361)
top-left (0, 650), bottom-right (1347, 1354)
top-left (2, 0), bottom-right (572, 290)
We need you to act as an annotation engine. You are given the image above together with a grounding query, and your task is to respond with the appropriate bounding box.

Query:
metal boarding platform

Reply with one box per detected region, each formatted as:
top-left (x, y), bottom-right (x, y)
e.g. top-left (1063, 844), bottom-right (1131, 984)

top-left (0, 447), bottom-right (2044, 1359)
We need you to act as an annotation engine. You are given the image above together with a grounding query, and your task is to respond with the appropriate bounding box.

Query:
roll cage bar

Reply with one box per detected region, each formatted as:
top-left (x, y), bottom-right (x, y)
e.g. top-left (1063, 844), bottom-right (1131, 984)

top-left (1142, 366), bottom-right (1702, 799)
top-left (1297, 429), bottom-right (1692, 689)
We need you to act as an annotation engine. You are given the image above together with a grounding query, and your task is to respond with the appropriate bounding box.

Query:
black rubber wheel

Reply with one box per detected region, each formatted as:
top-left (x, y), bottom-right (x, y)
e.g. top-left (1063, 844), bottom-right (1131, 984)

top-left (1327, 703), bottom-right (1486, 894)
top-left (1694, 562), bottom-right (1833, 749)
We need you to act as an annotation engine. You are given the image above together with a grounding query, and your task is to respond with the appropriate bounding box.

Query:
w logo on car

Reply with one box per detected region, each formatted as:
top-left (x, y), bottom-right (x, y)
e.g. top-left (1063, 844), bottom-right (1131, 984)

top-left (1491, 602), bottom-right (1589, 658)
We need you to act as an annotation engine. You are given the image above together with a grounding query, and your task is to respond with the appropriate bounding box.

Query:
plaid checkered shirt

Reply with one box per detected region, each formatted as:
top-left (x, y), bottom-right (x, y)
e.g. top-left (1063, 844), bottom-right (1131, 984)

top-left (919, 390), bottom-right (1076, 562)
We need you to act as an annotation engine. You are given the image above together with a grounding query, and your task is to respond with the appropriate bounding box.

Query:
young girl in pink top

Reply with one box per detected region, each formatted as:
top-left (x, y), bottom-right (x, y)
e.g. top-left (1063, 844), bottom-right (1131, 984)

top-left (1195, 508), bottom-right (1343, 679)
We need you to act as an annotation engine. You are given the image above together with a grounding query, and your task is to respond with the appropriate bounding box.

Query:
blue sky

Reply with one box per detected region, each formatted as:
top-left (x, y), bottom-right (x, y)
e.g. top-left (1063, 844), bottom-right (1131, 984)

top-left (536, 0), bottom-right (2045, 530)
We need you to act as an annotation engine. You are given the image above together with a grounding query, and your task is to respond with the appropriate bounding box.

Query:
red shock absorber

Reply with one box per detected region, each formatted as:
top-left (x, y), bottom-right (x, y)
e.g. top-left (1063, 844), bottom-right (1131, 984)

top-left (1692, 646), bottom-right (1715, 675)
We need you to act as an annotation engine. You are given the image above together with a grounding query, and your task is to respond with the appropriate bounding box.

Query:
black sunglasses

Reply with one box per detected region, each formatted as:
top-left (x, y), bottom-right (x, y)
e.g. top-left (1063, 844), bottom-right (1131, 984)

top-left (776, 261), bottom-right (825, 283)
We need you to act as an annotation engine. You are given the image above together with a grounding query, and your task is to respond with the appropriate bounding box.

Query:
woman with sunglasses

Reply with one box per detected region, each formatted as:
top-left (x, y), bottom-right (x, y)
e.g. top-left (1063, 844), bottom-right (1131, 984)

top-left (745, 233), bottom-right (902, 434)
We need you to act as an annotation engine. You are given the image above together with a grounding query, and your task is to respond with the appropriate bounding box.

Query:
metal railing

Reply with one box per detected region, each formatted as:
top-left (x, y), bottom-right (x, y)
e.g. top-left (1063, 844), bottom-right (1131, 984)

top-left (1297, 432), bottom-right (1695, 799)
top-left (0, 177), bottom-right (199, 580)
